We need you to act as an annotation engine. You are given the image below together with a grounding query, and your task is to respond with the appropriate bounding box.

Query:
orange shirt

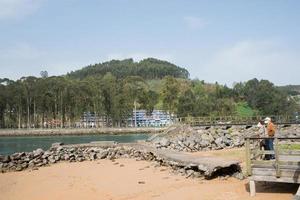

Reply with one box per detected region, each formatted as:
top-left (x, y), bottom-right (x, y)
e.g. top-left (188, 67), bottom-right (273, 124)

top-left (267, 122), bottom-right (276, 137)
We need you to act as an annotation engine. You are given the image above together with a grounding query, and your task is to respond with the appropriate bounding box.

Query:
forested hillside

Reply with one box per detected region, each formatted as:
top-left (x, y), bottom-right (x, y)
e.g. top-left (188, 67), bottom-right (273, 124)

top-left (67, 58), bottom-right (190, 80)
top-left (0, 58), bottom-right (298, 129)
top-left (279, 85), bottom-right (300, 95)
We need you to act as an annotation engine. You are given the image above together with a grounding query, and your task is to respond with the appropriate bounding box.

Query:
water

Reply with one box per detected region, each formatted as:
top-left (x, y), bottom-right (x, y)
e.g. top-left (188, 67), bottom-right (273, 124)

top-left (0, 133), bottom-right (150, 155)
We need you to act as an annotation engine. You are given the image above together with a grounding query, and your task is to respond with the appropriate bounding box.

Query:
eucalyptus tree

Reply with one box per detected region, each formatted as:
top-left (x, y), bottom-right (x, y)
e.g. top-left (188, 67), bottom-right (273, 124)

top-left (0, 80), bottom-right (7, 128)
top-left (20, 76), bottom-right (39, 128)
top-left (100, 73), bottom-right (118, 125)
top-left (160, 76), bottom-right (180, 115)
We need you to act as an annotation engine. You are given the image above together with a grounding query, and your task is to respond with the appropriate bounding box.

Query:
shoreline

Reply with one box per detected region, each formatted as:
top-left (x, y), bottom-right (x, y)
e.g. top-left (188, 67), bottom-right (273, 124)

top-left (0, 158), bottom-right (295, 200)
top-left (0, 127), bottom-right (166, 137)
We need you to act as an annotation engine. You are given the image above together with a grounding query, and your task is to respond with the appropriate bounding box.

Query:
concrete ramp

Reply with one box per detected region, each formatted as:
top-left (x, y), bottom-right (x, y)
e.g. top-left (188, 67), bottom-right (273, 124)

top-left (127, 143), bottom-right (241, 177)
top-left (60, 141), bottom-right (241, 178)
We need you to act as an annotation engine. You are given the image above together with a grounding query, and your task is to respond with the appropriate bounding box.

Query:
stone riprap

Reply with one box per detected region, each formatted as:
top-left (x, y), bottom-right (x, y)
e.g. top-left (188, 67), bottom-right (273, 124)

top-left (0, 142), bottom-right (242, 180)
top-left (148, 124), bottom-right (300, 152)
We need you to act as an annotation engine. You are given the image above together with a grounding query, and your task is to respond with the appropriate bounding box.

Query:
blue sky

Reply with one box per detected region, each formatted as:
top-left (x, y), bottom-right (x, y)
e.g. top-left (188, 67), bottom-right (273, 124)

top-left (0, 0), bottom-right (300, 86)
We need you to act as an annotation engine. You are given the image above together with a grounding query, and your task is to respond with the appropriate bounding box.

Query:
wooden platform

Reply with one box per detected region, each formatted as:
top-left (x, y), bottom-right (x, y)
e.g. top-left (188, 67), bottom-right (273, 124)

top-left (246, 137), bottom-right (300, 197)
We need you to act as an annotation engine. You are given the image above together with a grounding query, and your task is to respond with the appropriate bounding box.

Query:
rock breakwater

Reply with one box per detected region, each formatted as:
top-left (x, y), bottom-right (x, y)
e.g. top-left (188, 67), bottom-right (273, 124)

top-left (0, 142), bottom-right (242, 180)
top-left (148, 124), bottom-right (300, 152)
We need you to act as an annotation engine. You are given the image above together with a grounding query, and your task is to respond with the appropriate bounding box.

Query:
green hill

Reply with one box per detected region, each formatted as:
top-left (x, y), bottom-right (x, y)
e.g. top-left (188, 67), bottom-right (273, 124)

top-left (67, 58), bottom-right (190, 80)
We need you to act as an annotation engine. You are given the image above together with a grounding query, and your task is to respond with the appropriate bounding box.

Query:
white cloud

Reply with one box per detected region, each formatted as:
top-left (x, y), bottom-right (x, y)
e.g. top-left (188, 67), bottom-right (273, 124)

top-left (199, 39), bottom-right (300, 86)
top-left (183, 16), bottom-right (208, 30)
top-left (0, 0), bottom-right (43, 20)
top-left (106, 53), bottom-right (174, 62)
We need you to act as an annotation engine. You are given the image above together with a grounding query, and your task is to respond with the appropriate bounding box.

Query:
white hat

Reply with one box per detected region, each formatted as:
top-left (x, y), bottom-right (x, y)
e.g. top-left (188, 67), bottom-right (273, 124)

top-left (264, 117), bottom-right (271, 123)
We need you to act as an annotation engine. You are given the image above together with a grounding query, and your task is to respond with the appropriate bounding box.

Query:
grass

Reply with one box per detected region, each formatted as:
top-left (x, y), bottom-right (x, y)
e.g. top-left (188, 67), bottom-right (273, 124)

top-left (279, 144), bottom-right (300, 150)
top-left (235, 102), bottom-right (256, 117)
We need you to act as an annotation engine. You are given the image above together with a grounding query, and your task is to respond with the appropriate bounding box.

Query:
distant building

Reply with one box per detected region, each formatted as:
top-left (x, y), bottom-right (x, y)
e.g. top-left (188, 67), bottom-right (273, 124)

top-left (80, 112), bottom-right (107, 128)
top-left (128, 110), bottom-right (174, 127)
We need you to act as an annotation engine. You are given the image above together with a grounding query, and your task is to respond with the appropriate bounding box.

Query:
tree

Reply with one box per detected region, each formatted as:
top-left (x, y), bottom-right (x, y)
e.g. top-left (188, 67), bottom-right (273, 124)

top-left (177, 89), bottom-right (195, 117)
top-left (160, 76), bottom-right (180, 114)
top-left (40, 71), bottom-right (48, 78)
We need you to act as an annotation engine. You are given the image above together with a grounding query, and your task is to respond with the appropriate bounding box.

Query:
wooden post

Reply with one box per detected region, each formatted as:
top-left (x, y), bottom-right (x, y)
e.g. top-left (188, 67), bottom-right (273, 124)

top-left (246, 138), bottom-right (252, 176)
top-left (275, 137), bottom-right (281, 178)
top-left (249, 180), bottom-right (256, 197)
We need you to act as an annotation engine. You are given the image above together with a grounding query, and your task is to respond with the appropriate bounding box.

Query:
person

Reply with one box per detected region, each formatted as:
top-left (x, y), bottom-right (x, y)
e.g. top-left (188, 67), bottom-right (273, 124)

top-left (257, 120), bottom-right (266, 149)
top-left (264, 117), bottom-right (276, 160)
top-left (257, 120), bottom-right (266, 136)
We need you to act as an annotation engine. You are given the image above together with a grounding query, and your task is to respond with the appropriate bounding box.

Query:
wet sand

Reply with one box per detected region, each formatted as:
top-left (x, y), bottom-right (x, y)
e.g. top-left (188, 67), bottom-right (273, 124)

top-left (0, 158), bottom-right (296, 200)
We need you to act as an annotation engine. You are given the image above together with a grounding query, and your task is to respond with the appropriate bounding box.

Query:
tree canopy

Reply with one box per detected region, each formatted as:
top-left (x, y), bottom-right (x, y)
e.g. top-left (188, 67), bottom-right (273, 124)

top-left (67, 58), bottom-right (190, 80)
top-left (0, 59), bottom-right (298, 128)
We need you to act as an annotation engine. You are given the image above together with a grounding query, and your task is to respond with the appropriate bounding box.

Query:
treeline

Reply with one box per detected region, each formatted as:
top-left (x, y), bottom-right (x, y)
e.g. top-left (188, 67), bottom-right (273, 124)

top-left (0, 72), bottom-right (298, 129)
top-left (67, 58), bottom-right (190, 80)
top-left (0, 74), bottom-right (159, 128)
top-left (161, 77), bottom-right (298, 118)
top-left (279, 85), bottom-right (300, 96)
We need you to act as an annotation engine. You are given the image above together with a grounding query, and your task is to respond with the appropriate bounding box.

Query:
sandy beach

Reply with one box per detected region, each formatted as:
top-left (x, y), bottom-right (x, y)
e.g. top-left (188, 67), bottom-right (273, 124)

top-left (0, 158), bottom-right (296, 200)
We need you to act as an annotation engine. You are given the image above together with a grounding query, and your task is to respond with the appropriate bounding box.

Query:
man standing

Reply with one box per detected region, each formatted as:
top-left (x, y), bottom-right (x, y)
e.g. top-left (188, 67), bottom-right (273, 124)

top-left (264, 117), bottom-right (276, 159)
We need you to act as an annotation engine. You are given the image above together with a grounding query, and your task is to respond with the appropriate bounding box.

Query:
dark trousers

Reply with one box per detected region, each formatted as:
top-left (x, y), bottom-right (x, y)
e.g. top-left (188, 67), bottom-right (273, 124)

top-left (264, 138), bottom-right (274, 159)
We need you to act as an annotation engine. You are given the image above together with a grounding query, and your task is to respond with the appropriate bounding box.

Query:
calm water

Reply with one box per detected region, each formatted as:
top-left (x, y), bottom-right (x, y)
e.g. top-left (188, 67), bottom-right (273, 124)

top-left (0, 133), bottom-right (150, 155)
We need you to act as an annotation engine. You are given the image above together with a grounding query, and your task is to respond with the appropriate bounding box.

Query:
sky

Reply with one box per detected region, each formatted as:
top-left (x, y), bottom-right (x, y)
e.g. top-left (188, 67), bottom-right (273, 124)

top-left (0, 0), bottom-right (300, 86)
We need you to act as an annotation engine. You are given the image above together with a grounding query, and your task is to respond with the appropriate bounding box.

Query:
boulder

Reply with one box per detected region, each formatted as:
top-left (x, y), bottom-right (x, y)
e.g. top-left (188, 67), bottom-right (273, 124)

top-left (2, 156), bottom-right (11, 163)
top-left (63, 154), bottom-right (70, 160)
top-left (96, 150), bottom-right (108, 159)
top-left (159, 138), bottom-right (171, 147)
top-left (89, 153), bottom-right (96, 160)
top-left (51, 142), bottom-right (64, 148)
top-left (33, 148), bottom-right (44, 158)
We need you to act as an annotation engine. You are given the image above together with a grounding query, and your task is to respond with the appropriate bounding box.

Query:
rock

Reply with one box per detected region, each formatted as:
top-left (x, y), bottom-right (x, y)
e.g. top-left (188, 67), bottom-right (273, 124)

top-left (159, 138), bottom-right (170, 147)
top-left (62, 154), bottom-right (69, 160)
top-left (56, 146), bottom-right (63, 152)
top-left (2, 156), bottom-right (11, 163)
top-left (28, 162), bottom-right (35, 168)
top-left (48, 157), bottom-right (56, 164)
top-left (232, 172), bottom-right (245, 180)
top-left (51, 142), bottom-right (64, 148)
top-left (193, 171), bottom-right (203, 178)
top-left (178, 168), bottom-right (186, 174)
top-left (198, 164), bottom-right (209, 173)
top-left (21, 162), bottom-right (28, 169)
top-left (10, 152), bottom-right (25, 161)
top-left (199, 140), bottom-right (210, 148)
top-left (177, 141), bottom-right (185, 148)
top-left (35, 162), bottom-right (43, 167)
top-left (97, 150), bottom-right (108, 159)
top-left (32, 167), bottom-right (39, 171)
top-left (54, 156), bottom-right (60, 162)
top-left (89, 153), bottom-right (96, 160)
top-left (76, 157), bottom-right (84, 162)
top-left (33, 148), bottom-right (44, 158)
top-left (16, 165), bottom-right (23, 171)
top-left (42, 151), bottom-right (52, 159)
top-left (214, 137), bottom-right (225, 148)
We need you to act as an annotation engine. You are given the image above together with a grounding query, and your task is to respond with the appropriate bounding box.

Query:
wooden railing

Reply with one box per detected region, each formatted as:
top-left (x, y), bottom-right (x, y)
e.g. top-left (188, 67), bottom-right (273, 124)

top-left (245, 137), bottom-right (300, 179)
top-left (178, 115), bottom-right (300, 126)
